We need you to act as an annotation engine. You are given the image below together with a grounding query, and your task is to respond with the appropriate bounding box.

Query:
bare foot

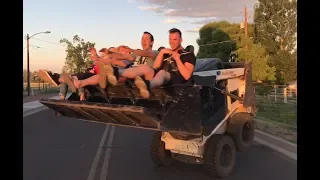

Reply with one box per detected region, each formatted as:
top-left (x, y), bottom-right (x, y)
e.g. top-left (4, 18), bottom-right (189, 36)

top-left (59, 96), bottom-right (65, 100)
top-left (80, 94), bottom-right (86, 101)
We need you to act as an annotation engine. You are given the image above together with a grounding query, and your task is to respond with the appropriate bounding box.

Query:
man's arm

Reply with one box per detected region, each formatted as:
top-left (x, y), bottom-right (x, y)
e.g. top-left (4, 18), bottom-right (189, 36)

top-left (173, 53), bottom-right (196, 80)
top-left (152, 48), bottom-right (173, 69)
top-left (152, 51), bottom-right (166, 69)
top-left (107, 52), bottom-right (135, 61)
top-left (131, 49), bottom-right (157, 59)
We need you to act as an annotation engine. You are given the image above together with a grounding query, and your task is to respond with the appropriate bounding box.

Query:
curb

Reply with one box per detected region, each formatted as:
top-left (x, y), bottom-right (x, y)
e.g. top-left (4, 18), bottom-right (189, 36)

top-left (253, 129), bottom-right (297, 161)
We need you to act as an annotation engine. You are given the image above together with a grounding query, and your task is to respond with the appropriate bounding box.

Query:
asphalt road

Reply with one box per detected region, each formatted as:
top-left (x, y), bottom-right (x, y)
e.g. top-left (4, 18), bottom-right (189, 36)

top-left (23, 109), bottom-right (297, 180)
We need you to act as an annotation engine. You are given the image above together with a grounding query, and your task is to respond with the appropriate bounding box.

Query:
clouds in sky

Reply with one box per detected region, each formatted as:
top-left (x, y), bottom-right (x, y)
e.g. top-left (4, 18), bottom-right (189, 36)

top-left (133, 0), bottom-right (256, 32)
top-left (185, 27), bottom-right (200, 33)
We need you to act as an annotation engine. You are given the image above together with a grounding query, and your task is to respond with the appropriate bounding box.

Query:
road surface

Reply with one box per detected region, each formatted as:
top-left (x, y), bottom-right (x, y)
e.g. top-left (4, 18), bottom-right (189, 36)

top-left (23, 109), bottom-right (297, 180)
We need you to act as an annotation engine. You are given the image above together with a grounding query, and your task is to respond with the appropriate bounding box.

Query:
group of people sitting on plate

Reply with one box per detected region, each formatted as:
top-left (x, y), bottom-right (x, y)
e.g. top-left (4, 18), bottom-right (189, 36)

top-left (38, 28), bottom-right (196, 100)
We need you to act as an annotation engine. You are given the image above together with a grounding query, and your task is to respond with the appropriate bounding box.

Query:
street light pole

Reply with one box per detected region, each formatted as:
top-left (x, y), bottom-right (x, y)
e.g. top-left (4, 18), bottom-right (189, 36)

top-left (26, 34), bottom-right (30, 96)
top-left (25, 31), bottom-right (51, 96)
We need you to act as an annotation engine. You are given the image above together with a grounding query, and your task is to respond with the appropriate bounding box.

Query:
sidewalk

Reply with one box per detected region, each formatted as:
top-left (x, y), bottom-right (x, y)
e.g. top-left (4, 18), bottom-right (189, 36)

top-left (23, 95), bottom-right (61, 114)
top-left (23, 93), bottom-right (58, 103)
top-left (23, 93), bottom-right (71, 117)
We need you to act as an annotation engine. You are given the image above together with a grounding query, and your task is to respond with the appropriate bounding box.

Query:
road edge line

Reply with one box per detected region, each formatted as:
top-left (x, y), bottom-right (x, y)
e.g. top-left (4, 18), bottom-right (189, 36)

top-left (254, 130), bottom-right (297, 161)
top-left (23, 106), bottom-right (48, 117)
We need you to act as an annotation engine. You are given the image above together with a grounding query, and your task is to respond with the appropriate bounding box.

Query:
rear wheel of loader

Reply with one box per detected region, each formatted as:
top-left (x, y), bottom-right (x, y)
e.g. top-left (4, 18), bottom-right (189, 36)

top-left (227, 112), bottom-right (255, 152)
top-left (150, 131), bottom-right (174, 167)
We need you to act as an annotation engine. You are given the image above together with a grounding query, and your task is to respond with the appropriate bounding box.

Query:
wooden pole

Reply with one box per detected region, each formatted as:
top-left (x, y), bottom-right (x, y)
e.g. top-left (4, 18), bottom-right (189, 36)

top-left (244, 5), bottom-right (248, 50)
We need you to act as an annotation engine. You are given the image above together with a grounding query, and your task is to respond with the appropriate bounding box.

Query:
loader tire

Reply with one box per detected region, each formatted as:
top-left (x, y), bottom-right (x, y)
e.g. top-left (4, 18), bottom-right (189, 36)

top-left (204, 135), bottom-right (236, 178)
top-left (150, 131), bottom-right (173, 167)
top-left (227, 112), bottom-right (254, 152)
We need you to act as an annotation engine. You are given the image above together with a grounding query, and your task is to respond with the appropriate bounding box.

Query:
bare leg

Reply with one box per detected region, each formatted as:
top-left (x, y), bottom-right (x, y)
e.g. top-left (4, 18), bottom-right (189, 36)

top-left (119, 64), bottom-right (155, 79)
top-left (59, 75), bottom-right (78, 99)
top-left (149, 70), bottom-right (171, 88)
top-left (58, 77), bottom-right (64, 83)
top-left (79, 93), bottom-right (85, 101)
top-left (73, 75), bottom-right (101, 88)
top-left (134, 70), bottom-right (170, 98)
top-left (70, 76), bottom-right (85, 101)
top-left (98, 62), bottom-right (110, 88)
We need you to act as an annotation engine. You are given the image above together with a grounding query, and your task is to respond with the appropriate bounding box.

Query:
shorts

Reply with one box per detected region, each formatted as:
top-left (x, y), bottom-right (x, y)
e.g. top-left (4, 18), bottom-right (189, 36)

top-left (71, 72), bottom-right (95, 80)
top-left (167, 72), bottom-right (188, 85)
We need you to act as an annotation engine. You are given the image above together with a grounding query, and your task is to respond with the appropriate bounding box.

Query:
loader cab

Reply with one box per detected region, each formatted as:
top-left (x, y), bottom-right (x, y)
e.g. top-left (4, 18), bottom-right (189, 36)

top-left (194, 58), bottom-right (224, 72)
top-left (185, 45), bottom-right (194, 54)
top-left (192, 58), bottom-right (224, 86)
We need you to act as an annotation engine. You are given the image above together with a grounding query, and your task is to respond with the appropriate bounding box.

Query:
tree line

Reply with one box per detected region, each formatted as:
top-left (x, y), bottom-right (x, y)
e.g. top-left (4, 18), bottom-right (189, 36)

top-left (197, 0), bottom-right (296, 84)
top-left (23, 69), bottom-right (42, 83)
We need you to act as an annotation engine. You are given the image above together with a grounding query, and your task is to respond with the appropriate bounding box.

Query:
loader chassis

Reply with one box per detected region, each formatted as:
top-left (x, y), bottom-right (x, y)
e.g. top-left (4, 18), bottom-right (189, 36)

top-left (39, 58), bottom-right (256, 178)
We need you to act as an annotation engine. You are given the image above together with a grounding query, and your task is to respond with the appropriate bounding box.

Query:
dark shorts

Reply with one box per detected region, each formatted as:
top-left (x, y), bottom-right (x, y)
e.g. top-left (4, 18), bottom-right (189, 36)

top-left (71, 72), bottom-right (95, 80)
top-left (167, 72), bottom-right (188, 85)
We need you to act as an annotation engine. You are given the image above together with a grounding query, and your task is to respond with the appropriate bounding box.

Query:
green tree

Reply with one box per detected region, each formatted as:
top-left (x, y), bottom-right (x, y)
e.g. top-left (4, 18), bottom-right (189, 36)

top-left (253, 0), bottom-right (297, 54)
top-left (23, 69), bottom-right (28, 83)
top-left (23, 70), bottom-right (40, 83)
top-left (196, 21), bottom-right (254, 61)
top-left (269, 50), bottom-right (296, 84)
top-left (236, 38), bottom-right (276, 82)
top-left (60, 35), bottom-right (95, 73)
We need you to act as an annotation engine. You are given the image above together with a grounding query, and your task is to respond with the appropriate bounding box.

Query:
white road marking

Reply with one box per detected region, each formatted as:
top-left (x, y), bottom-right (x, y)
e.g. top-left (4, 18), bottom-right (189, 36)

top-left (100, 125), bottom-right (116, 180)
top-left (23, 94), bottom-right (71, 117)
top-left (86, 125), bottom-right (110, 180)
top-left (23, 106), bottom-right (48, 117)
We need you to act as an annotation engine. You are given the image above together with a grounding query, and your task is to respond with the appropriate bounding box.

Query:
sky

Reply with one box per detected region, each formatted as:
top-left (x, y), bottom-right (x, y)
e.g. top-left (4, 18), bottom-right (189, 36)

top-left (23, 0), bottom-right (257, 73)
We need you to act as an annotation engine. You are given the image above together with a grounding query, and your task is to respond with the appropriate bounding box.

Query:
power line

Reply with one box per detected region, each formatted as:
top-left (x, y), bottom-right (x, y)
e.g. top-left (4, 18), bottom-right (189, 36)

top-left (30, 45), bottom-right (41, 50)
top-left (36, 46), bottom-right (65, 51)
top-left (31, 37), bottom-right (65, 47)
top-left (23, 44), bottom-right (65, 51)
top-left (199, 40), bottom-right (234, 47)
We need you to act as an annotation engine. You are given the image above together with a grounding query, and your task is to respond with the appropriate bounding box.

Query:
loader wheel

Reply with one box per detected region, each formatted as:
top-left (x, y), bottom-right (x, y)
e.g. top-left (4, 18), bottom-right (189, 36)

top-left (204, 135), bottom-right (236, 178)
top-left (227, 113), bottom-right (255, 152)
top-left (150, 131), bottom-right (173, 167)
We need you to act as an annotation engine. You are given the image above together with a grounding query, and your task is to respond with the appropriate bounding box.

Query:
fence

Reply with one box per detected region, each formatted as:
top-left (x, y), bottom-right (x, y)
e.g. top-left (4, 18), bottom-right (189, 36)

top-left (23, 82), bottom-right (59, 96)
top-left (255, 84), bottom-right (297, 104)
top-left (254, 84), bottom-right (297, 143)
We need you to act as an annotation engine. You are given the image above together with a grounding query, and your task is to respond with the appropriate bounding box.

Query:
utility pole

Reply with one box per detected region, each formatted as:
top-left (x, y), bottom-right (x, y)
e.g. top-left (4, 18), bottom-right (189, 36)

top-left (244, 5), bottom-right (248, 50)
top-left (26, 34), bottom-right (30, 96)
top-left (25, 31), bottom-right (51, 96)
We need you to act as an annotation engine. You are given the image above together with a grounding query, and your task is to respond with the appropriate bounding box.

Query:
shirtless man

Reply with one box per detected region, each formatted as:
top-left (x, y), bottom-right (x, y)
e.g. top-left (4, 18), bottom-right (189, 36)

top-left (100, 28), bottom-right (196, 98)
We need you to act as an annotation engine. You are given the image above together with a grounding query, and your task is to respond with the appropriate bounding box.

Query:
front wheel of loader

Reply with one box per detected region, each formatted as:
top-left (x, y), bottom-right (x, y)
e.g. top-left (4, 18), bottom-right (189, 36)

top-left (203, 135), bottom-right (236, 178)
top-left (150, 131), bottom-right (174, 167)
